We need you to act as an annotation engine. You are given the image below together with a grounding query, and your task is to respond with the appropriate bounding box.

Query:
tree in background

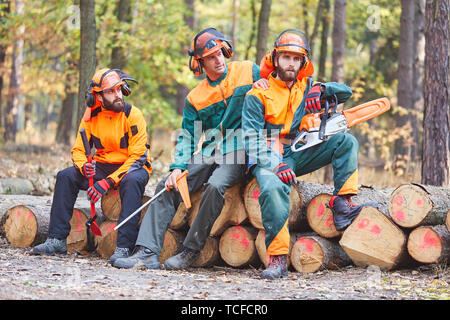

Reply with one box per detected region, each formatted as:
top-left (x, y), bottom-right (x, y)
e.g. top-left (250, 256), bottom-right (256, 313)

top-left (421, 0), bottom-right (449, 186)
top-left (255, 0), bottom-right (271, 63)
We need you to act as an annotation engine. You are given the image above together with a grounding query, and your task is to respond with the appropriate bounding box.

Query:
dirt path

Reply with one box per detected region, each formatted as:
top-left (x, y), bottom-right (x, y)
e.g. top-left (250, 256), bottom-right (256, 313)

top-left (0, 238), bottom-right (448, 301)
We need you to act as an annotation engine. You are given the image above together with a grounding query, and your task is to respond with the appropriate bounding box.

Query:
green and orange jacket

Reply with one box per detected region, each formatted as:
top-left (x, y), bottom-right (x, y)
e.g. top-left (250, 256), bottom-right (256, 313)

top-left (242, 74), bottom-right (353, 171)
top-left (170, 60), bottom-right (261, 171)
top-left (72, 103), bottom-right (152, 185)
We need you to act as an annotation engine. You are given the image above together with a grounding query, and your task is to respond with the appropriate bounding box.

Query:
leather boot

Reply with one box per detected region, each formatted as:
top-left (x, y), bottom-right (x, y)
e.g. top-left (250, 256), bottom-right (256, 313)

top-left (261, 254), bottom-right (288, 280)
top-left (163, 248), bottom-right (200, 270)
top-left (329, 195), bottom-right (378, 231)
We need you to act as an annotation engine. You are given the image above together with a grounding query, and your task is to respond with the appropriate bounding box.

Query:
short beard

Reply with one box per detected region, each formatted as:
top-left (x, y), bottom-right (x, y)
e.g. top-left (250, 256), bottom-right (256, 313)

top-left (100, 94), bottom-right (124, 113)
top-left (276, 65), bottom-right (300, 82)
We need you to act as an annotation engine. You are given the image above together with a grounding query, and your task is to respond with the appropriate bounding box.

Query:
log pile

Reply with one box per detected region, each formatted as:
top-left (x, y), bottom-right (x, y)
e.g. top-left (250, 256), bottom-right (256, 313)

top-left (0, 180), bottom-right (448, 274)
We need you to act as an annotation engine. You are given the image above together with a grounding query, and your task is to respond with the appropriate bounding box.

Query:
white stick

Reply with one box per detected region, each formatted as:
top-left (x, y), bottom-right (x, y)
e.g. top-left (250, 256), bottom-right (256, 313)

top-left (114, 188), bottom-right (167, 231)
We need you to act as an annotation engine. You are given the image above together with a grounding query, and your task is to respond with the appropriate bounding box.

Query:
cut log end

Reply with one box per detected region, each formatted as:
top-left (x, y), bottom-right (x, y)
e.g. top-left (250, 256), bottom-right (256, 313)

top-left (94, 220), bottom-right (118, 259)
top-left (407, 225), bottom-right (450, 264)
top-left (192, 236), bottom-right (222, 267)
top-left (306, 194), bottom-right (342, 238)
top-left (290, 236), bottom-right (324, 273)
top-left (339, 206), bottom-right (407, 271)
top-left (101, 188), bottom-right (122, 221)
top-left (67, 208), bottom-right (89, 254)
top-left (159, 229), bottom-right (185, 264)
top-left (388, 184), bottom-right (433, 228)
top-left (219, 225), bottom-right (259, 268)
top-left (0, 205), bottom-right (38, 248)
top-left (445, 210), bottom-right (450, 232)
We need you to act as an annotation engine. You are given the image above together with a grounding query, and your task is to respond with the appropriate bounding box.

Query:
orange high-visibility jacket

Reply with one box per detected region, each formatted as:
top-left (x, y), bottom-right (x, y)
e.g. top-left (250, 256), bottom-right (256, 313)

top-left (72, 103), bottom-right (152, 185)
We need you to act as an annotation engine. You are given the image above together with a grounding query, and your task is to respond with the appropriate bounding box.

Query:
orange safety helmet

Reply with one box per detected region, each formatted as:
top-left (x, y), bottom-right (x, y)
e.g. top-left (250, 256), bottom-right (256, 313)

top-left (188, 28), bottom-right (233, 76)
top-left (260, 29), bottom-right (314, 80)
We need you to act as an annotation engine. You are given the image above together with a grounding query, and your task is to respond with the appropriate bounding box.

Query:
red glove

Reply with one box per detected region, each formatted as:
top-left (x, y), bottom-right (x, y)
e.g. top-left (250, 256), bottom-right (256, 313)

top-left (87, 178), bottom-right (114, 203)
top-left (304, 83), bottom-right (323, 114)
top-left (275, 163), bottom-right (296, 185)
top-left (81, 162), bottom-right (96, 179)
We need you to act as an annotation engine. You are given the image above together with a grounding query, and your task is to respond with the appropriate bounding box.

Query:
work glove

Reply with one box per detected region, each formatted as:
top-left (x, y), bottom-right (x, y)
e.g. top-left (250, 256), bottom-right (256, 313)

top-left (275, 163), bottom-right (296, 185)
top-left (304, 83), bottom-right (323, 114)
top-left (81, 162), bottom-right (96, 179)
top-left (87, 178), bottom-right (114, 203)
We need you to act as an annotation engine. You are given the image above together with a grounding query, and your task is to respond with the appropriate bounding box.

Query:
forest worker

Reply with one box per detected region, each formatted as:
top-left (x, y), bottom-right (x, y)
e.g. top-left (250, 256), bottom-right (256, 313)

top-left (32, 68), bottom-right (152, 266)
top-left (242, 29), bottom-right (376, 280)
top-left (113, 27), bottom-right (265, 270)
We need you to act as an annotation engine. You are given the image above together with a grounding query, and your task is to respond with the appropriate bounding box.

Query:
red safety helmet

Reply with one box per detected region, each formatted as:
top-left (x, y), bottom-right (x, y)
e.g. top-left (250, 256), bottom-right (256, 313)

top-left (188, 28), bottom-right (233, 76)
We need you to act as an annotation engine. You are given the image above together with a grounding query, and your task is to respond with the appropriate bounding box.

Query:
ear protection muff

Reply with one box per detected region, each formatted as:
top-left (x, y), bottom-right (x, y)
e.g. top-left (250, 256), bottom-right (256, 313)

top-left (85, 69), bottom-right (137, 107)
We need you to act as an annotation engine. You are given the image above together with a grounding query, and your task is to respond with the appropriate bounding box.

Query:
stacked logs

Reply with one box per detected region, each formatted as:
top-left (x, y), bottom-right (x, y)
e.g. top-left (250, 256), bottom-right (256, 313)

top-left (1, 180), bottom-right (448, 274)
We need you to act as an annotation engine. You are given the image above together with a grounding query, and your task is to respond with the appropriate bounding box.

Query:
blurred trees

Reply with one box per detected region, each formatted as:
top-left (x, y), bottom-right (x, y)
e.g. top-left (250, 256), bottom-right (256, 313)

top-left (0, 0), bottom-right (447, 185)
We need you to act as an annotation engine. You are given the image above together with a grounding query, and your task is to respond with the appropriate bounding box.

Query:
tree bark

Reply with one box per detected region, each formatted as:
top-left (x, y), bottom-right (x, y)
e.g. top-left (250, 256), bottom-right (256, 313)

top-left (56, 84), bottom-right (76, 145)
top-left (421, 0), bottom-right (449, 186)
top-left (76, 0), bottom-right (97, 128)
top-left (110, 0), bottom-right (131, 70)
top-left (0, 0), bottom-right (10, 129)
top-left (318, 0), bottom-right (330, 82)
top-left (192, 236), bottom-right (223, 267)
top-left (331, 0), bottom-right (346, 83)
top-left (394, 0), bottom-right (415, 176)
top-left (244, 0), bottom-right (257, 61)
top-left (159, 229), bottom-right (186, 264)
top-left (255, 0), bottom-right (271, 64)
top-left (407, 224), bottom-right (450, 264)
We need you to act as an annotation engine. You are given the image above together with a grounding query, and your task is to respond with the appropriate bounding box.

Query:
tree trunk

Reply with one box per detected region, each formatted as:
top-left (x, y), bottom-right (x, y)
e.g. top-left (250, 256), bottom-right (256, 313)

top-left (308, 0), bottom-right (324, 58)
top-left (388, 183), bottom-right (450, 228)
top-left (176, 0), bottom-right (195, 115)
top-left (230, 0), bottom-right (240, 61)
top-left (407, 225), bottom-right (450, 264)
top-left (421, 0), bottom-right (449, 186)
top-left (188, 183), bottom-right (248, 236)
top-left (255, 0), bottom-right (271, 64)
top-left (411, 0), bottom-right (426, 163)
top-left (110, 0), bottom-right (131, 70)
top-left (394, 0), bottom-right (415, 176)
top-left (290, 233), bottom-right (352, 273)
top-left (219, 225), bottom-right (260, 268)
top-left (56, 85), bottom-right (75, 145)
top-left (339, 206), bottom-right (411, 271)
top-left (244, 178), bottom-right (309, 232)
top-left (4, 0), bottom-right (24, 143)
top-left (77, 0), bottom-right (97, 128)
top-left (0, 0), bottom-right (10, 129)
top-left (331, 0), bottom-right (346, 83)
top-left (244, 0), bottom-right (257, 61)
top-left (318, 0), bottom-right (330, 82)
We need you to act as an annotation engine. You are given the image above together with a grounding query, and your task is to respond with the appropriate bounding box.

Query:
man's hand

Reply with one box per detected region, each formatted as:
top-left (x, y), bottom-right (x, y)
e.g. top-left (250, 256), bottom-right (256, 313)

top-left (275, 163), bottom-right (296, 185)
top-left (81, 162), bottom-right (96, 179)
top-left (252, 78), bottom-right (270, 90)
top-left (304, 83), bottom-right (324, 114)
top-left (165, 169), bottom-right (182, 191)
top-left (87, 178), bottom-right (114, 203)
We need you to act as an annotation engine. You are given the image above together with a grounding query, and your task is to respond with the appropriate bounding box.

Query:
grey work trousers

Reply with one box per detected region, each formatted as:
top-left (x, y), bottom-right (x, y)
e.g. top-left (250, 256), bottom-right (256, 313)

top-left (135, 151), bottom-right (246, 255)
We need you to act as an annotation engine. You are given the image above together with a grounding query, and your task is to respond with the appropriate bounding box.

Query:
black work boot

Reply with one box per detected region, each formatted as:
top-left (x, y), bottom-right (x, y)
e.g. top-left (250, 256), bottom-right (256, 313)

top-left (163, 248), bottom-right (200, 270)
top-left (261, 255), bottom-right (288, 280)
top-left (113, 246), bottom-right (160, 269)
top-left (32, 238), bottom-right (67, 256)
top-left (109, 247), bottom-right (130, 265)
top-left (329, 195), bottom-right (378, 231)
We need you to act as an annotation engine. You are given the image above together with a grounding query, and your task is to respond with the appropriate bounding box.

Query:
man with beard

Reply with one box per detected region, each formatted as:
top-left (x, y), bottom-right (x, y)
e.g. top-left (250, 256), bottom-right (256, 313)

top-left (32, 68), bottom-right (152, 265)
top-left (242, 29), bottom-right (372, 280)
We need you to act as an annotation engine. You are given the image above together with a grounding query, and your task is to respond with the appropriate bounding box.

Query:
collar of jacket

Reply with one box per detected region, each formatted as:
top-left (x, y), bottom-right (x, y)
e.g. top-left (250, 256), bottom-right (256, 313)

top-left (268, 73), bottom-right (299, 90)
top-left (206, 64), bottom-right (229, 87)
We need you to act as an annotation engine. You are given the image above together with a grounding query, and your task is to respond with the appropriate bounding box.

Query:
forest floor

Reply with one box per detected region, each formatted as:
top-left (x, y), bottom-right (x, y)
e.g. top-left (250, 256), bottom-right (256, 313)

top-left (0, 140), bottom-right (448, 303)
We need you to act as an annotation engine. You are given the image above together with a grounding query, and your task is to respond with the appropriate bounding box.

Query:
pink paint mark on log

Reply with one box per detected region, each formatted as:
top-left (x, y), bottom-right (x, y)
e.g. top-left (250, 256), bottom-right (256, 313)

top-left (370, 224), bottom-right (381, 234)
top-left (393, 195), bottom-right (404, 207)
top-left (27, 213), bottom-right (33, 220)
top-left (113, 190), bottom-right (119, 195)
top-left (325, 216), bottom-right (334, 227)
top-left (16, 210), bottom-right (21, 217)
top-left (76, 210), bottom-right (82, 222)
top-left (252, 189), bottom-right (261, 200)
top-left (230, 226), bottom-right (249, 247)
top-left (357, 218), bottom-right (370, 229)
top-left (106, 225), bottom-right (113, 232)
top-left (420, 230), bottom-right (439, 250)
top-left (394, 210), bottom-right (405, 222)
top-left (298, 238), bottom-right (314, 253)
top-left (317, 203), bottom-right (325, 217)
top-left (77, 225), bottom-right (82, 232)
top-left (416, 199), bottom-right (423, 206)
top-left (311, 199), bottom-right (316, 205)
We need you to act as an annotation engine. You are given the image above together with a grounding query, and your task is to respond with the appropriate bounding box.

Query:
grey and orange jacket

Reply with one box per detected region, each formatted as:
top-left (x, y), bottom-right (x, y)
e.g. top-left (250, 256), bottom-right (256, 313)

top-left (242, 74), bottom-right (353, 172)
top-left (170, 60), bottom-right (261, 171)
top-left (72, 103), bottom-right (152, 185)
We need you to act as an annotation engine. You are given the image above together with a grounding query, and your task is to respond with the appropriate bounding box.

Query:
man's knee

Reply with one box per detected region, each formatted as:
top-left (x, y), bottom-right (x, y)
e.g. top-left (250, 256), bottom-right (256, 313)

top-left (56, 166), bottom-right (80, 182)
top-left (120, 169), bottom-right (149, 187)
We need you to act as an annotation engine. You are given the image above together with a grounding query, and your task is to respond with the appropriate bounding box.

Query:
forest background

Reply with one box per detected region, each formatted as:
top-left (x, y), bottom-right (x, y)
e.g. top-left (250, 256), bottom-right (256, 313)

top-left (0, 0), bottom-right (448, 195)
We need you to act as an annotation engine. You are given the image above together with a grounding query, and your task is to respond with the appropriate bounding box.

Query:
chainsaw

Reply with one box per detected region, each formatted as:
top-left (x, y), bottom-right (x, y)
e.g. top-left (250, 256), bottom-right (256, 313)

top-left (291, 95), bottom-right (390, 152)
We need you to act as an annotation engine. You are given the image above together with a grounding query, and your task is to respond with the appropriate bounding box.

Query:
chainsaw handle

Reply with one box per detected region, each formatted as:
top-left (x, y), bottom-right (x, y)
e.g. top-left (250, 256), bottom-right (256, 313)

top-left (79, 128), bottom-right (92, 160)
